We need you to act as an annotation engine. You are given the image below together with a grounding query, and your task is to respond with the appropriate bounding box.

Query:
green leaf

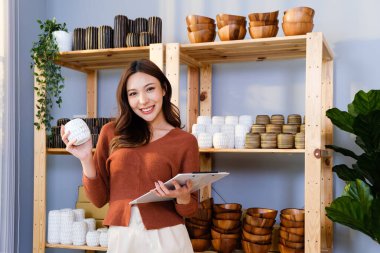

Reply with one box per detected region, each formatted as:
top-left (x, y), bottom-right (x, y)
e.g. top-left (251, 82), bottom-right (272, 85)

top-left (326, 144), bottom-right (359, 159)
top-left (326, 108), bottom-right (354, 134)
top-left (370, 198), bottom-right (380, 243)
top-left (326, 180), bottom-right (374, 239)
top-left (356, 154), bottom-right (380, 195)
top-left (353, 110), bottom-right (380, 153)
top-left (333, 164), bottom-right (364, 181)
top-left (349, 90), bottom-right (380, 117)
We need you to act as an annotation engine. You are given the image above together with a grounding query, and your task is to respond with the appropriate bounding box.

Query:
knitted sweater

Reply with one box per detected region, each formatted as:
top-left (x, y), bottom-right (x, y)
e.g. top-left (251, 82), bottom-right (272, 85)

top-left (82, 122), bottom-right (200, 229)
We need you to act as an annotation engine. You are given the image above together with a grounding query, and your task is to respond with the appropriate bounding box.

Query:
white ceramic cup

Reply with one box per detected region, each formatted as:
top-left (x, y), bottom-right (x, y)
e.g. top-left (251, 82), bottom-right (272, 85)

top-left (64, 118), bottom-right (91, 146)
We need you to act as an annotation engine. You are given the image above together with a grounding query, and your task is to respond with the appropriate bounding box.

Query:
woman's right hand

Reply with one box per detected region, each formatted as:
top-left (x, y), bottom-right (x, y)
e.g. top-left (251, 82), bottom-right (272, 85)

top-left (60, 125), bottom-right (93, 161)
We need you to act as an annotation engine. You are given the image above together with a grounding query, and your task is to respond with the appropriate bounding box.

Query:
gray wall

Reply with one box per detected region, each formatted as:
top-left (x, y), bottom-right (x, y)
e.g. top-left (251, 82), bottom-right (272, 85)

top-left (18, 0), bottom-right (380, 252)
top-left (16, 0), bottom-right (45, 252)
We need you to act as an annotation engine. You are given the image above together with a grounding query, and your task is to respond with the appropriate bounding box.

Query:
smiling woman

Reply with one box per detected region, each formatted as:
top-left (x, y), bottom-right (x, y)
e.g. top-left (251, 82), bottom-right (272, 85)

top-left (0, 0), bottom-right (16, 252)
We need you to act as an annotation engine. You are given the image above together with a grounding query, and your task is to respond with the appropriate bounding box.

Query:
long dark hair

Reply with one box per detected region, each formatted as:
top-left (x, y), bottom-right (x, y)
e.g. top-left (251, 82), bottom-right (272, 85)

top-left (110, 59), bottom-right (181, 152)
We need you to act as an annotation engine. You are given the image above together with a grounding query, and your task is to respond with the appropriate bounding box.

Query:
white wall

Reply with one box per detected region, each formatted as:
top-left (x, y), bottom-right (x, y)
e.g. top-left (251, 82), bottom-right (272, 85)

top-left (19, 0), bottom-right (380, 252)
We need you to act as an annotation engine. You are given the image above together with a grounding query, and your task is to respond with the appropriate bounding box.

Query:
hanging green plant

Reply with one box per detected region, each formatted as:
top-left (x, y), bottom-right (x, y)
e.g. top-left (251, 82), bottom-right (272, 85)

top-left (325, 89), bottom-right (380, 244)
top-left (31, 18), bottom-right (67, 133)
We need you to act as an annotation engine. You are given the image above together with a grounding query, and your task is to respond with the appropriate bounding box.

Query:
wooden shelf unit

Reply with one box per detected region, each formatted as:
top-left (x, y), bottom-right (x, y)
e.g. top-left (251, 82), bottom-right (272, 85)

top-left (165, 33), bottom-right (334, 253)
top-left (34, 34), bottom-right (334, 253)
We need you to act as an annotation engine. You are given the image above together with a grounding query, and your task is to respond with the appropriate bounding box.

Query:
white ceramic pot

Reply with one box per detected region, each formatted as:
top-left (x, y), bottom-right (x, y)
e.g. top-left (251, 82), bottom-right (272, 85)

top-left (73, 208), bottom-right (85, 221)
top-left (52, 30), bottom-right (72, 52)
top-left (197, 115), bottom-right (212, 125)
top-left (99, 230), bottom-right (109, 247)
top-left (191, 124), bottom-right (206, 135)
top-left (84, 218), bottom-right (96, 232)
top-left (47, 210), bottom-right (60, 244)
top-left (225, 115), bottom-right (239, 125)
top-left (212, 116), bottom-right (225, 125)
top-left (197, 132), bottom-right (212, 148)
top-left (72, 221), bottom-right (87, 246)
top-left (60, 209), bottom-right (74, 245)
top-left (64, 118), bottom-right (91, 146)
top-left (86, 230), bottom-right (100, 247)
top-left (213, 132), bottom-right (229, 149)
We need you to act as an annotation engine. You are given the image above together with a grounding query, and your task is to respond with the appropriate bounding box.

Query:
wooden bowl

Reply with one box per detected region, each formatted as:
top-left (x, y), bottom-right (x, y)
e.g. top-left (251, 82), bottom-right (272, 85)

top-left (186, 15), bottom-right (215, 26)
top-left (283, 11), bottom-right (314, 23)
top-left (217, 19), bottom-right (247, 29)
top-left (188, 217), bottom-right (211, 227)
top-left (191, 239), bottom-right (211, 252)
top-left (216, 13), bottom-right (246, 23)
top-left (186, 220), bottom-right (209, 230)
top-left (242, 228), bottom-right (272, 243)
top-left (279, 238), bottom-right (304, 249)
top-left (211, 238), bottom-right (238, 253)
top-left (212, 225), bottom-right (241, 234)
top-left (248, 10), bottom-right (279, 21)
top-left (249, 20), bottom-right (278, 27)
top-left (211, 228), bottom-right (240, 239)
top-left (186, 226), bottom-right (210, 238)
top-left (247, 208), bottom-right (278, 219)
top-left (214, 211), bottom-right (242, 220)
top-left (212, 219), bottom-right (240, 230)
top-left (213, 203), bottom-right (242, 213)
top-left (281, 208), bottom-right (305, 221)
top-left (249, 25), bottom-right (278, 39)
top-left (278, 243), bottom-right (305, 253)
top-left (241, 239), bottom-right (271, 253)
top-left (280, 216), bottom-right (304, 228)
top-left (187, 23), bottom-right (216, 32)
top-left (279, 229), bottom-right (304, 243)
top-left (282, 22), bottom-right (313, 36)
top-left (218, 24), bottom-right (246, 41)
top-left (245, 214), bottom-right (276, 228)
top-left (280, 226), bottom-right (304, 236)
top-left (284, 7), bottom-right (315, 17)
top-left (193, 207), bottom-right (212, 221)
top-left (243, 223), bottom-right (272, 235)
top-left (188, 29), bottom-right (216, 43)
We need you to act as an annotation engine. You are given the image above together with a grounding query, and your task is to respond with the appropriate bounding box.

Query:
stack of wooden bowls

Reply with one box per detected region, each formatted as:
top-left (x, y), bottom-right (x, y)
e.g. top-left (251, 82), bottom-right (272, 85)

top-left (279, 208), bottom-right (305, 253)
top-left (247, 11), bottom-right (279, 39)
top-left (211, 203), bottom-right (242, 253)
top-left (186, 198), bottom-right (213, 252)
top-left (242, 208), bottom-right (277, 253)
top-left (282, 7), bottom-right (314, 36)
top-left (216, 14), bottom-right (247, 41)
top-left (186, 15), bottom-right (216, 43)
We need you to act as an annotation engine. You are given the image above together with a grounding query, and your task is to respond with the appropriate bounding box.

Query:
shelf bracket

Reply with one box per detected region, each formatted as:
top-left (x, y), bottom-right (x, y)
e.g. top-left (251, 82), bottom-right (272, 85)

top-left (314, 148), bottom-right (330, 159)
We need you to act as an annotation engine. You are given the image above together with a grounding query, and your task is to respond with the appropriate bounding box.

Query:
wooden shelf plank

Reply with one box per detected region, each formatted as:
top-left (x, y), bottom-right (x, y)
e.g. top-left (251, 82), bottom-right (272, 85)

top-left (48, 148), bottom-right (304, 155)
top-left (46, 243), bottom-right (107, 251)
top-left (200, 148), bottom-right (304, 153)
top-left (55, 47), bottom-right (151, 71)
top-left (47, 148), bottom-right (95, 154)
top-left (179, 35), bottom-right (309, 66)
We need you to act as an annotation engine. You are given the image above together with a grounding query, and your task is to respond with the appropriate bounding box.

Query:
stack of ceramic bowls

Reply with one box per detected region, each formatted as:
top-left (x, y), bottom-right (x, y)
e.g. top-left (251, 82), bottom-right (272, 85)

top-left (242, 208), bottom-right (277, 253)
top-left (270, 114), bottom-right (285, 125)
top-left (98, 25), bottom-right (114, 49)
top-left (73, 28), bottom-right (86, 50)
top-left (279, 208), bottom-right (305, 253)
top-left (211, 203), bottom-right (242, 253)
top-left (148, 16), bottom-right (162, 43)
top-left (114, 15), bottom-right (129, 48)
top-left (282, 7), bottom-right (314, 36)
top-left (277, 133), bottom-right (294, 148)
top-left (245, 133), bottom-right (261, 148)
top-left (186, 15), bottom-right (216, 43)
top-left (295, 132), bottom-right (305, 149)
top-left (261, 133), bottom-right (277, 149)
top-left (216, 13), bottom-right (246, 41)
top-left (186, 198), bottom-right (213, 252)
top-left (247, 11), bottom-right (279, 39)
top-left (85, 26), bottom-right (98, 50)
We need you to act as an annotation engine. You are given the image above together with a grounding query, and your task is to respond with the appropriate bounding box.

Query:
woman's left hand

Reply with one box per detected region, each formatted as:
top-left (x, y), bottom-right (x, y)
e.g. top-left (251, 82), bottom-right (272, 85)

top-left (153, 180), bottom-right (193, 205)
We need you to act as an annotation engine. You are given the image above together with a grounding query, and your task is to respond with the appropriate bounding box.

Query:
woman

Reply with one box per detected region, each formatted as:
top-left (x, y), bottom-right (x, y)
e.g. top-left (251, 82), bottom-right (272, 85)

top-left (61, 59), bottom-right (199, 253)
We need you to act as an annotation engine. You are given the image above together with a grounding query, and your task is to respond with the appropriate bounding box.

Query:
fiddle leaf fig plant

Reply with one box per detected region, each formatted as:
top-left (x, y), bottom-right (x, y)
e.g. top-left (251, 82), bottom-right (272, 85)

top-left (325, 89), bottom-right (380, 244)
top-left (31, 18), bottom-right (67, 133)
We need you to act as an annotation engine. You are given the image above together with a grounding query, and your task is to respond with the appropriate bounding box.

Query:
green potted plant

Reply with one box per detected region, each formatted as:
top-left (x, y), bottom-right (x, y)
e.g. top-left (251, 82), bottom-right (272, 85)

top-left (325, 89), bottom-right (380, 243)
top-left (31, 18), bottom-right (68, 133)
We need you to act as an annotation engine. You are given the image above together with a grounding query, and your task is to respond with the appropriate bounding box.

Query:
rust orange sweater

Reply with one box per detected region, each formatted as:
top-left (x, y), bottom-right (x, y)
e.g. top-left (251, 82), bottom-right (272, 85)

top-left (82, 122), bottom-right (200, 229)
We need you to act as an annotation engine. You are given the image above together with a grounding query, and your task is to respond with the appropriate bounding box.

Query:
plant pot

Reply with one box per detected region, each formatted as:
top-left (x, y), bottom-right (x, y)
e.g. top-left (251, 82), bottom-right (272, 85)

top-left (52, 30), bottom-right (72, 52)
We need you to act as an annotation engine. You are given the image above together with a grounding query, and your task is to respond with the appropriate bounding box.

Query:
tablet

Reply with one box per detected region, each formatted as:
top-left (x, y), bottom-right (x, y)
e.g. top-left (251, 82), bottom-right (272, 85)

top-left (129, 172), bottom-right (229, 204)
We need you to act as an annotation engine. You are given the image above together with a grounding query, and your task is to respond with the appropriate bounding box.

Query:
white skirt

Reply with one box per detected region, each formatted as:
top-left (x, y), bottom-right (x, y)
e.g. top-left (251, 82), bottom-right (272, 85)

top-left (107, 206), bottom-right (194, 253)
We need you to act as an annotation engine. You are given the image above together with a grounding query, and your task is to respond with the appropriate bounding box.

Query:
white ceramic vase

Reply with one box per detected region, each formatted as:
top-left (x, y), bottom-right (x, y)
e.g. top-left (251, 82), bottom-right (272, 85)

top-left (52, 30), bottom-right (72, 52)
top-left (47, 210), bottom-right (60, 244)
